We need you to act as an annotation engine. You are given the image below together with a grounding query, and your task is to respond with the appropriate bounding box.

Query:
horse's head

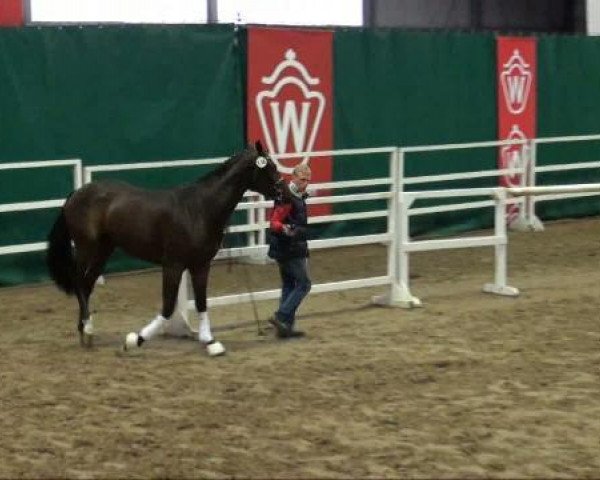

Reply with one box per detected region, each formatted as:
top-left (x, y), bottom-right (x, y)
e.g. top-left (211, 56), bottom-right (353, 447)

top-left (247, 140), bottom-right (291, 201)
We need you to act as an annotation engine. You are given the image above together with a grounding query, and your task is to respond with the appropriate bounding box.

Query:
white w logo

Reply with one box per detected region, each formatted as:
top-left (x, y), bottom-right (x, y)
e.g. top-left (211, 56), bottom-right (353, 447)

top-left (255, 49), bottom-right (326, 174)
top-left (506, 76), bottom-right (528, 105)
top-left (270, 101), bottom-right (311, 153)
top-left (500, 49), bottom-right (532, 115)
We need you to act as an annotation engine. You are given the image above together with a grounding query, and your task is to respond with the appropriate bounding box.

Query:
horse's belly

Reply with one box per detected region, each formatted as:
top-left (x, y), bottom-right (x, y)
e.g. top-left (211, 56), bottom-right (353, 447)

top-left (118, 238), bottom-right (163, 264)
top-left (104, 205), bottom-right (167, 264)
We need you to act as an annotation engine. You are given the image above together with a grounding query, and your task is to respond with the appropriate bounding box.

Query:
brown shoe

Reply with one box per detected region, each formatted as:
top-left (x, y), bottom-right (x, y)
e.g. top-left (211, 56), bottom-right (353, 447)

top-left (286, 330), bottom-right (305, 339)
top-left (277, 329), bottom-right (305, 339)
top-left (268, 315), bottom-right (289, 337)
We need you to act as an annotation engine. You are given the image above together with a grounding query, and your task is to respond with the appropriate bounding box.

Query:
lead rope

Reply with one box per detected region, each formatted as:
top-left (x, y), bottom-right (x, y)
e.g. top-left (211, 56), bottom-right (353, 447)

top-left (223, 226), bottom-right (264, 336)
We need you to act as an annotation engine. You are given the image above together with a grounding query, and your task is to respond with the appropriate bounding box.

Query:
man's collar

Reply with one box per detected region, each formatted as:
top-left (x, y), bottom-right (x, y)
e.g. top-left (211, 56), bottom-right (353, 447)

top-left (289, 181), bottom-right (309, 199)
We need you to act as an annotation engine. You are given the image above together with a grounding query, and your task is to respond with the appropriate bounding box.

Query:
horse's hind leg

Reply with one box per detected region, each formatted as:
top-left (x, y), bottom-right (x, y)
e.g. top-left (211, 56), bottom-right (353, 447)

top-left (124, 264), bottom-right (184, 350)
top-left (74, 263), bottom-right (91, 346)
top-left (190, 264), bottom-right (225, 357)
top-left (74, 240), bottom-right (114, 347)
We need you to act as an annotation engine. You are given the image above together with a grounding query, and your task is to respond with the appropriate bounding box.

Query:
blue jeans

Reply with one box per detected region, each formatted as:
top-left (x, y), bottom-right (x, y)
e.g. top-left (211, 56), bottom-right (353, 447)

top-left (276, 257), bottom-right (311, 328)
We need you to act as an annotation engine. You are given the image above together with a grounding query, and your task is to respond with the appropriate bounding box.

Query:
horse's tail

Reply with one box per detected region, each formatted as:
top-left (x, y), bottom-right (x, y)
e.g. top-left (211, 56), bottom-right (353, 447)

top-left (46, 199), bottom-right (76, 295)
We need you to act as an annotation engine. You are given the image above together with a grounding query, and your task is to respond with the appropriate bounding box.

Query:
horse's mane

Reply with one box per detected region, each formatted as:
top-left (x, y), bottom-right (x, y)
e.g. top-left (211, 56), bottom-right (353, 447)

top-left (196, 148), bottom-right (253, 184)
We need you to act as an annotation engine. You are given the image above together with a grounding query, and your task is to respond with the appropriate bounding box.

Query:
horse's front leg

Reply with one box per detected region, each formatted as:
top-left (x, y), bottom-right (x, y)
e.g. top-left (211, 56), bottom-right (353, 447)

top-left (190, 264), bottom-right (225, 357)
top-left (124, 264), bottom-right (184, 350)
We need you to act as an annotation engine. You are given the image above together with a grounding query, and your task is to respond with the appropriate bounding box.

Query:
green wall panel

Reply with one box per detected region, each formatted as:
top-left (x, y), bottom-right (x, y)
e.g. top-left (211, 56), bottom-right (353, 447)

top-left (0, 25), bottom-right (243, 285)
top-left (333, 29), bottom-right (498, 236)
top-left (536, 35), bottom-right (600, 220)
top-left (334, 29), bottom-right (496, 149)
top-left (3, 27), bottom-right (600, 287)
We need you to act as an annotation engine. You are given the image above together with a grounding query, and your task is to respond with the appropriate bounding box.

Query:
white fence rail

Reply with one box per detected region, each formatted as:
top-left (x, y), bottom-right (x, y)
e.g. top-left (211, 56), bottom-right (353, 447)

top-left (177, 147), bottom-right (398, 328)
top-left (529, 135), bottom-right (600, 217)
top-left (2, 134), bottom-right (600, 318)
top-left (0, 159), bottom-right (82, 256)
top-left (175, 135), bottom-right (600, 332)
top-left (192, 136), bottom-right (600, 322)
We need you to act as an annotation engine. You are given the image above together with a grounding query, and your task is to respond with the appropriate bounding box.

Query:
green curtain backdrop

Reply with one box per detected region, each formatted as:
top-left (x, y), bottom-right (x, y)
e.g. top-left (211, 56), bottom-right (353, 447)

top-left (536, 35), bottom-right (600, 220)
top-left (0, 25), bottom-right (243, 285)
top-left (2, 26), bottom-right (600, 287)
top-left (333, 29), bottom-right (600, 237)
top-left (333, 29), bottom-right (498, 237)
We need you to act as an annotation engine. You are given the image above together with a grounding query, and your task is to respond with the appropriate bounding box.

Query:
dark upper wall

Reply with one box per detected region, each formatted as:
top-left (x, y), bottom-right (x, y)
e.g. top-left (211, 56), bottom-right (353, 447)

top-left (364, 0), bottom-right (586, 33)
top-left (365, 0), bottom-right (471, 29)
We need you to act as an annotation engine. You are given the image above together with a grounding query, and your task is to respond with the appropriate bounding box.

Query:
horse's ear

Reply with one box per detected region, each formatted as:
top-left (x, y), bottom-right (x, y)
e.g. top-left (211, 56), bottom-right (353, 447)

top-left (255, 140), bottom-right (265, 156)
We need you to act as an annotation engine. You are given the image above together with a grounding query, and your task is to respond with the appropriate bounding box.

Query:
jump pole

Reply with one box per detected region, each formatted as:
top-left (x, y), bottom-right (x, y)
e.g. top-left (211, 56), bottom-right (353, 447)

top-left (507, 183), bottom-right (600, 196)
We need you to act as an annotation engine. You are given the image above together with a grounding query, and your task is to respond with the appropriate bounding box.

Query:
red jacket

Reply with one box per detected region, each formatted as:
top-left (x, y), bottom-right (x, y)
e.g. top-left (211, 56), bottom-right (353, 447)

top-left (269, 203), bottom-right (293, 234)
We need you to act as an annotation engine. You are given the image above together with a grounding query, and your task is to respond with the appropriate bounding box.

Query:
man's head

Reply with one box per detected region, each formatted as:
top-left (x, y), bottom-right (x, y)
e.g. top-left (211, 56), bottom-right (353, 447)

top-left (291, 164), bottom-right (311, 194)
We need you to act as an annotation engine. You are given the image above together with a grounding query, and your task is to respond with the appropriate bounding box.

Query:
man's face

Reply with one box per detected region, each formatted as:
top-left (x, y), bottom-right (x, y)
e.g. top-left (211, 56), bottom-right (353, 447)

top-left (292, 171), bottom-right (311, 193)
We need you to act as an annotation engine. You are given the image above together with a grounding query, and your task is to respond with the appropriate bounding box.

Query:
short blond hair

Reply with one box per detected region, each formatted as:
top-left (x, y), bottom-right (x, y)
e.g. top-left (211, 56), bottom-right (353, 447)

top-left (292, 164), bottom-right (311, 177)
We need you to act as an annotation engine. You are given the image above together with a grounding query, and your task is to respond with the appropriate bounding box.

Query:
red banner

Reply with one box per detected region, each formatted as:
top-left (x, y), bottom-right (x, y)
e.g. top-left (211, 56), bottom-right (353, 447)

top-left (247, 27), bottom-right (333, 215)
top-left (0, 0), bottom-right (23, 26)
top-left (497, 37), bottom-right (537, 222)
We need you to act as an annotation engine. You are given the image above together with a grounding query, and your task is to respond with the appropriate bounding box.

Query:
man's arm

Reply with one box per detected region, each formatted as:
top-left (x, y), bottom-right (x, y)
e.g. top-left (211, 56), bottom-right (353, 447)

top-left (270, 203), bottom-right (292, 233)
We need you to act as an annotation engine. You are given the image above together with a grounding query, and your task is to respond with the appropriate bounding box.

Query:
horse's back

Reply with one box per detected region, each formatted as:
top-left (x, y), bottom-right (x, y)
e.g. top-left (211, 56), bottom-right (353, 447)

top-left (66, 180), bottom-right (158, 227)
top-left (73, 180), bottom-right (154, 201)
top-left (64, 181), bottom-right (177, 262)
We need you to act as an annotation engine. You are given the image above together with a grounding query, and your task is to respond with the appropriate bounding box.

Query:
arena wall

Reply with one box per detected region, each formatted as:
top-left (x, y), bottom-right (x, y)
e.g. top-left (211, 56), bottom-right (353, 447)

top-left (1, 26), bottom-right (599, 285)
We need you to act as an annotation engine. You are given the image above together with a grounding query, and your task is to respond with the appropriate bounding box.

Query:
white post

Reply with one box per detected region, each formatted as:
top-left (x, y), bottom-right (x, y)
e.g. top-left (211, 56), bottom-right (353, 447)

top-left (73, 160), bottom-right (83, 190)
top-left (372, 148), bottom-right (422, 309)
top-left (83, 167), bottom-right (92, 185)
top-left (526, 139), bottom-right (544, 231)
top-left (507, 139), bottom-right (530, 231)
top-left (395, 193), bottom-right (422, 307)
top-left (388, 149), bottom-right (399, 290)
top-left (395, 147), bottom-right (421, 307)
top-left (483, 188), bottom-right (519, 297)
top-left (242, 193), bottom-right (270, 265)
top-left (517, 141), bottom-right (529, 225)
top-left (257, 194), bottom-right (267, 247)
top-left (372, 148), bottom-right (420, 307)
top-left (247, 194), bottom-right (257, 248)
top-left (372, 148), bottom-right (400, 307)
top-left (495, 188), bottom-right (508, 287)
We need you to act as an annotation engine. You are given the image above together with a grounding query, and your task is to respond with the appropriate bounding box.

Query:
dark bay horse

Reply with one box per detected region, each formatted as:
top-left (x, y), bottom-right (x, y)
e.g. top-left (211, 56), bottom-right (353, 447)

top-left (46, 141), bottom-right (289, 356)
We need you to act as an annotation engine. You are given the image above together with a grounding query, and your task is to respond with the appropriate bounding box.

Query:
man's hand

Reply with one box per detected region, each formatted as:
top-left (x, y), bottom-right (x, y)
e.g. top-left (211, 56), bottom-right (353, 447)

top-left (282, 224), bottom-right (307, 239)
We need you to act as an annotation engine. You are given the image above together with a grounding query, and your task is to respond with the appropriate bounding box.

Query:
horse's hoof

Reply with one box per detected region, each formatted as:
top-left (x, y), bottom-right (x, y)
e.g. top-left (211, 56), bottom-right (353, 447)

top-left (81, 332), bottom-right (94, 348)
top-left (76, 322), bottom-right (94, 348)
top-left (123, 332), bottom-right (140, 351)
top-left (205, 340), bottom-right (226, 357)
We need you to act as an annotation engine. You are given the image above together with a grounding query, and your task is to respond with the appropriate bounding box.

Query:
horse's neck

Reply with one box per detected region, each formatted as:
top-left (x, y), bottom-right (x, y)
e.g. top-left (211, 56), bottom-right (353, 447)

top-left (199, 165), bottom-right (249, 226)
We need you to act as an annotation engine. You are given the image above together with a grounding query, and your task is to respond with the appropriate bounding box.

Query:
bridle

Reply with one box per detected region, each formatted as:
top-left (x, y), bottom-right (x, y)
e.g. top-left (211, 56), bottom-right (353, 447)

top-left (251, 151), bottom-right (286, 201)
top-left (273, 177), bottom-right (286, 201)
